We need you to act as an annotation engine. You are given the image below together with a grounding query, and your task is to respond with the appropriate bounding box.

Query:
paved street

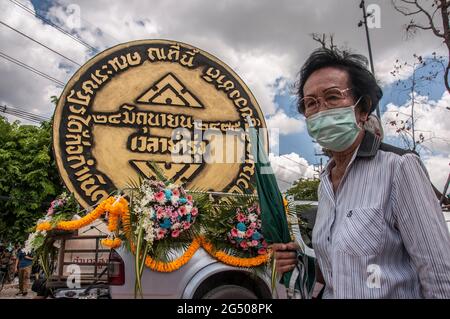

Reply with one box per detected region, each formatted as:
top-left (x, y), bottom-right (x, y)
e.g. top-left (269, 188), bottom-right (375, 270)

top-left (0, 278), bottom-right (37, 299)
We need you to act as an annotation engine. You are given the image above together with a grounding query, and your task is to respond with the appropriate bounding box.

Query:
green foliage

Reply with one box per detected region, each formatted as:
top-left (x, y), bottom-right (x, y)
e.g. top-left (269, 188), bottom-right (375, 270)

top-left (287, 178), bottom-right (320, 201)
top-left (0, 116), bottom-right (63, 243)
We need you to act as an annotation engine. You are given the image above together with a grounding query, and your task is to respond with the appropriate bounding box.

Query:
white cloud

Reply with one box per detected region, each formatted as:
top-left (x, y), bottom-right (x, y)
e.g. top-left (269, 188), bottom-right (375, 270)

top-left (0, 0), bottom-right (89, 121)
top-left (265, 109), bottom-right (305, 153)
top-left (381, 90), bottom-right (449, 196)
top-left (423, 155), bottom-right (450, 195)
top-left (266, 110), bottom-right (305, 135)
top-left (381, 91), bottom-right (450, 154)
top-left (269, 152), bottom-right (316, 191)
top-left (3, 0), bottom-right (444, 123)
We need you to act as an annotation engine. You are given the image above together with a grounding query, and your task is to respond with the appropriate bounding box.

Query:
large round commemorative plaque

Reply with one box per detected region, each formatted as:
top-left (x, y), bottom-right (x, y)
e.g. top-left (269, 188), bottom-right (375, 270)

top-left (53, 40), bottom-right (268, 208)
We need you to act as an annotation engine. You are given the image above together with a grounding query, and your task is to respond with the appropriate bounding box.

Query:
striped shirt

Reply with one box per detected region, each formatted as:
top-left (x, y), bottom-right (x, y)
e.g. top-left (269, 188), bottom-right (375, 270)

top-left (311, 131), bottom-right (450, 298)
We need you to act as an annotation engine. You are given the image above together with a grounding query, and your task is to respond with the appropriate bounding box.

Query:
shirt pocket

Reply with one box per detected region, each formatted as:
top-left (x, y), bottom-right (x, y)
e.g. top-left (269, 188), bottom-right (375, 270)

top-left (335, 207), bottom-right (385, 257)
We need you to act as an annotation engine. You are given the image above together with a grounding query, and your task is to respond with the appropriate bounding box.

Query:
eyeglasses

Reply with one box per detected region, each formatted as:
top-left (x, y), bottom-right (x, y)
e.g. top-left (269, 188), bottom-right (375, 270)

top-left (300, 87), bottom-right (353, 116)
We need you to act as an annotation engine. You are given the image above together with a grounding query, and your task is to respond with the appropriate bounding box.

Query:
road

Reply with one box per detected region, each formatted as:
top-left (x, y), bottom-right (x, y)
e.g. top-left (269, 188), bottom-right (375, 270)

top-left (0, 278), bottom-right (37, 299)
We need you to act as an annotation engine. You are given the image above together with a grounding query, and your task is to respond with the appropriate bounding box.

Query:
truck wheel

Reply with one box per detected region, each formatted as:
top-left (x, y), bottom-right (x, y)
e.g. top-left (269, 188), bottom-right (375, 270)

top-left (202, 285), bottom-right (258, 299)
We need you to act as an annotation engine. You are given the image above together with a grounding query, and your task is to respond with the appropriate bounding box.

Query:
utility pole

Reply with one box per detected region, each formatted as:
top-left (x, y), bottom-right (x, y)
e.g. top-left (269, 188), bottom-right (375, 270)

top-left (358, 0), bottom-right (381, 118)
top-left (313, 153), bottom-right (325, 178)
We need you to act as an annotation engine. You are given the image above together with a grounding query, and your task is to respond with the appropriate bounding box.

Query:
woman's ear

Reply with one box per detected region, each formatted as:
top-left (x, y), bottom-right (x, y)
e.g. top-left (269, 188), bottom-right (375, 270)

top-left (357, 96), bottom-right (371, 123)
top-left (363, 95), bottom-right (372, 116)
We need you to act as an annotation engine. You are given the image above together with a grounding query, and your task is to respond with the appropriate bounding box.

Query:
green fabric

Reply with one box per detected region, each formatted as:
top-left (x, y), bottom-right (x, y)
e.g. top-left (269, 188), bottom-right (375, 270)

top-left (248, 125), bottom-right (292, 288)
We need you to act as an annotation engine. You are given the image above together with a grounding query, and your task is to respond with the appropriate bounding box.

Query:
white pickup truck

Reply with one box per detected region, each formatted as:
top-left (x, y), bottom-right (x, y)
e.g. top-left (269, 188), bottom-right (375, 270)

top-left (48, 204), bottom-right (450, 299)
top-left (48, 221), bottom-right (287, 299)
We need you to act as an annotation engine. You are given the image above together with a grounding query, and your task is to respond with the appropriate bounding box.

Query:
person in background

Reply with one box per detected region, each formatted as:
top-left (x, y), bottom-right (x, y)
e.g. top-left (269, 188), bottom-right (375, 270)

top-left (15, 244), bottom-right (33, 296)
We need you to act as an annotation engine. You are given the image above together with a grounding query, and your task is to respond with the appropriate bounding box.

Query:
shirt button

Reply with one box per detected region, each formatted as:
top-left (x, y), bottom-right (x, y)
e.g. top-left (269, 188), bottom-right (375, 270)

top-left (327, 236), bottom-right (330, 241)
top-left (347, 210), bottom-right (353, 217)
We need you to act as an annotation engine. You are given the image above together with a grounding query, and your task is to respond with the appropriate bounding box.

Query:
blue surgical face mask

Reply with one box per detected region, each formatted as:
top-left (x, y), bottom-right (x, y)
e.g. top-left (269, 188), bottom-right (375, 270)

top-left (306, 98), bottom-right (363, 152)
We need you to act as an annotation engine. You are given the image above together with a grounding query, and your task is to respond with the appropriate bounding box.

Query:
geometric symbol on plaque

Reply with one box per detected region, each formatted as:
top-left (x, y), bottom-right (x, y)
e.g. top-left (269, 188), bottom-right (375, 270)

top-left (136, 73), bottom-right (204, 108)
top-left (129, 160), bottom-right (203, 185)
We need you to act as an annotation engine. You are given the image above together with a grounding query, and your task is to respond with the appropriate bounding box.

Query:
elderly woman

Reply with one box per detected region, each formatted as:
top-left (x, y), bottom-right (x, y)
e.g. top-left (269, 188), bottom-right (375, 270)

top-left (272, 48), bottom-right (450, 298)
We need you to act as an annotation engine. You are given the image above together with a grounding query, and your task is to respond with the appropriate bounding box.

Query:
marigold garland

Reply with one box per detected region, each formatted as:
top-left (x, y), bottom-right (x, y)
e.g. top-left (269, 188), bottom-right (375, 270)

top-left (144, 238), bottom-right (201, 272)
top-left (35, 196), bottom-right (269, 271)
top-left (35, 196), bottom-right (129, 233)
top-left (101, 237), bottom-right (122, 248)
top-left (199, 237), bottom-right (269, 267)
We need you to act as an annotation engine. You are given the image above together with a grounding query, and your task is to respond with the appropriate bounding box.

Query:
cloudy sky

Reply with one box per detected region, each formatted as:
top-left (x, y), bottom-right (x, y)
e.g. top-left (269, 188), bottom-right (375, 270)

top-left (0, 0), bottom-right (448, 193)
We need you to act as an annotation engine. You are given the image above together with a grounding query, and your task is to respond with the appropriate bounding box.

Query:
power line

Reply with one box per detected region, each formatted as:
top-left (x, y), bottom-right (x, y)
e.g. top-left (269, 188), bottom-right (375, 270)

top-left (281, 154), bottom-right (309, 168)
top-left (274, 163), bottom-right (304, 177)
top-left (0, 20), bottom-right (82, 66)
top-left (1, 105), bottom-right (51, 123)
top-left (7, 0), bottom-right (98, 53)
top-left (0, 50), bottom-right (65, 86)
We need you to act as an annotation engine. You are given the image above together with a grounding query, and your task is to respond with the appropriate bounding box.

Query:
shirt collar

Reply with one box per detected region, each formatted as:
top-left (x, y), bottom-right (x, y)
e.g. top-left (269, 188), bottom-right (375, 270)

top-left (320, 130), bottom-right (381, 177)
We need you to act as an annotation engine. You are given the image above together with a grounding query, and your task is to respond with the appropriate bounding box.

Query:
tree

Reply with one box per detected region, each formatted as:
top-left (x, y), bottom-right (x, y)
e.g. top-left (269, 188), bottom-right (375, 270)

top-left (386, 53), bottom-right (448, 152)
top-left (287, 178), bottom-right (320, 201)
top-left (392, 0), bottom-right (450, 93)
top-left (311, 33), bottom-right (338, 50)
top-left (0, 117), bottom-right (63, 244)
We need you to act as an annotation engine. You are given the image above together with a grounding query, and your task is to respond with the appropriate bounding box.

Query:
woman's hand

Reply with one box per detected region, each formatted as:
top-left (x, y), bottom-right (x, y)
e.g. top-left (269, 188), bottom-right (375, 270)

top-left (271, 242), bottom-right (299, 275)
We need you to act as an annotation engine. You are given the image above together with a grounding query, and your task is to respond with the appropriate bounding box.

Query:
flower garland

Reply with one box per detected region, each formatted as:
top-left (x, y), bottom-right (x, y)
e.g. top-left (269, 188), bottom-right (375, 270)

top-left (35, 194), bottom-right (269, 272)
top-left (126, 236), bottom-right (268, 272)
top-left (35, 196), bottom-right (129, 249)
top-left (143, 238), bottom-right (201, 272)
top-left (199, 237), bottom-right (269, 267)
top-left (101, 237), bottom-right (122, 248)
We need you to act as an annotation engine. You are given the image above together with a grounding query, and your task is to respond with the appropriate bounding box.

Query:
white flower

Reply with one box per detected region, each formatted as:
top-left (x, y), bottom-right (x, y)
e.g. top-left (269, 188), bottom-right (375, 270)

top-left (248, 214), bottom-right (257, 223)
top-left (172, 222), bottom-right (182, 230)
top-left (237, 230), bottom-right (246, 238)
top-left (140, 218), bottom-right (155, 246)
top-left (23, 232), bottom-right (36, 254)
top-left (171, 196), bottom-right (180, 205)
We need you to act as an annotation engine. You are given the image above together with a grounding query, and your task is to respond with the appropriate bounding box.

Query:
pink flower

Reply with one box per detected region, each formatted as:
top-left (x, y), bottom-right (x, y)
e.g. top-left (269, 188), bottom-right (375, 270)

top-left (257, 248), bottom-right (267, 255)
top-left (46, 208), bottom-right (54, 216)
top-left (172, 189), bottom-right (180, 197)
top-left (157, 228), bottom-right (167, 240)
top-left (187, 195), bottom-right (193, 201)
top-left (245, 229), bottom-right (254, 238)
top-left (171, 229), bottom-right (180, 238)
top-left (171, 211), bottom-right (179, 219)
top-left (156, 207), bottom-right (165, 219)
top-left (236, 213), bottom-right (246, 222)
top-left (182, 221), bottom-right (191, 230)
top-left (240, 241), bottom-right (248, 249)
top-left (191, 207), bottom-right (198, 216)
top-left (154, 191), bottom-right (165, 203)
top-left (251, 240), bottom-right (258, 247)
top-left (178, 206), bottom-right (187, 216)
top-left (249, 222), bottom-right (257, 229)
top-left (230, 228), bottom-right (238, 237)
top-left (261, 240), bottom-right (268, 248)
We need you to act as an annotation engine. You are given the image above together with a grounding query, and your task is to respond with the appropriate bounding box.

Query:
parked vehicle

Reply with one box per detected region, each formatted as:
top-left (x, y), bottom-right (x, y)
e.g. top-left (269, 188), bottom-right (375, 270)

top-left (47, 220), bottom-right (287, 299)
